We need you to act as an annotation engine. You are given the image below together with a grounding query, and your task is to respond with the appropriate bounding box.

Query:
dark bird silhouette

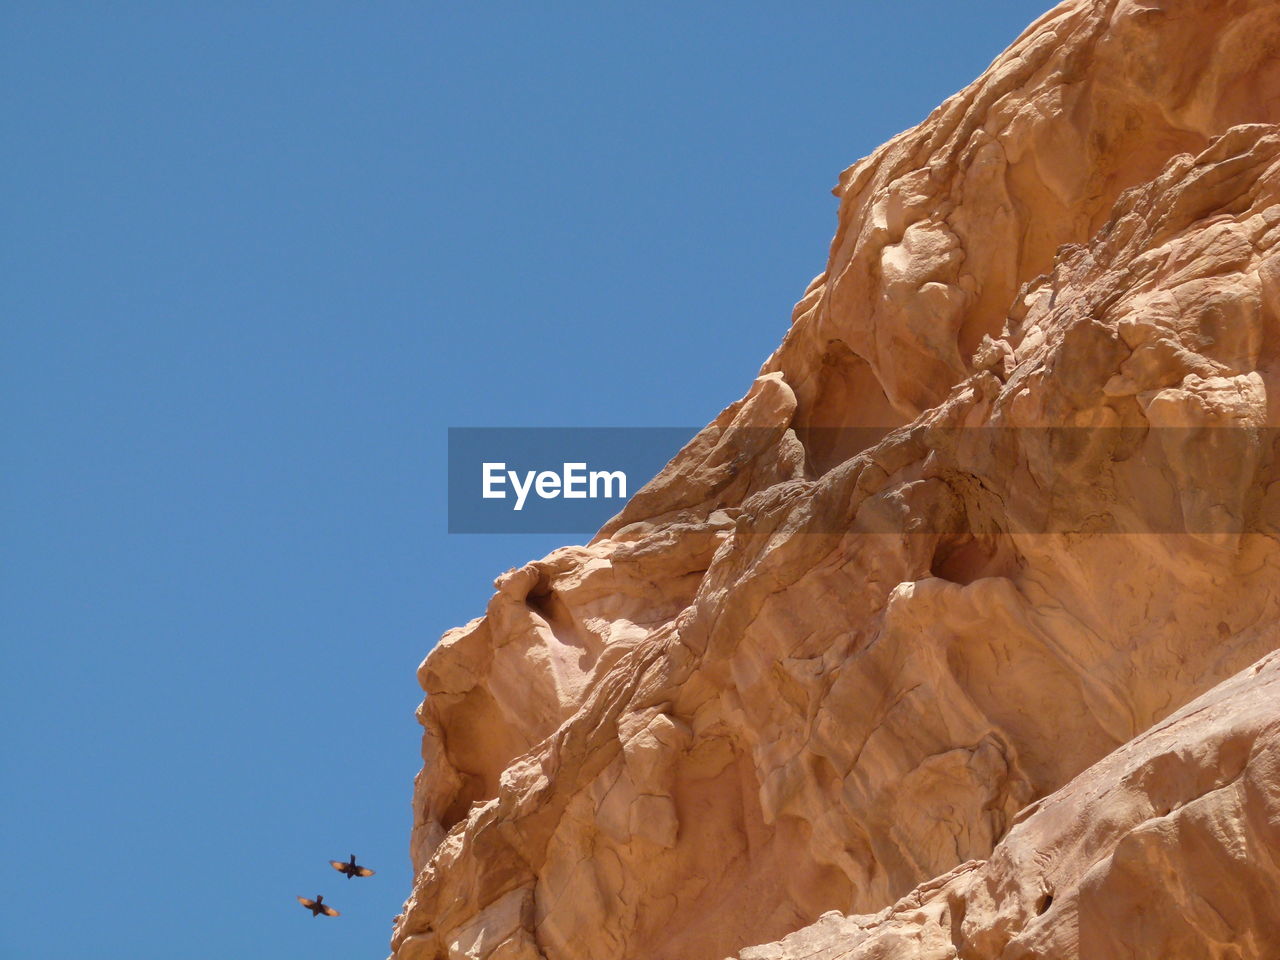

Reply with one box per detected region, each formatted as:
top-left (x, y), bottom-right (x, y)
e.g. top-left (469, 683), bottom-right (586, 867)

top-left (329, 853), bottom-right (375, 879)
top-left (297, 894), bottom-right (339, 917)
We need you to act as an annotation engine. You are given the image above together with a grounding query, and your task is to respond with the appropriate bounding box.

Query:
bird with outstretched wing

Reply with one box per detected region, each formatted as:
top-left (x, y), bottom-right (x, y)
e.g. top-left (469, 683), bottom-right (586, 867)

top-left (297, 894), bottom-right (340, 917)
top-left (330, 853), bottom-right (375, 878)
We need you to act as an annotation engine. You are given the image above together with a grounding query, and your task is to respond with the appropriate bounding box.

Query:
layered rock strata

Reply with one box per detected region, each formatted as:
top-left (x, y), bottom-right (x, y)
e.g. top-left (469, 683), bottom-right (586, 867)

top-left (394, 2), bottom-right (1280, 958)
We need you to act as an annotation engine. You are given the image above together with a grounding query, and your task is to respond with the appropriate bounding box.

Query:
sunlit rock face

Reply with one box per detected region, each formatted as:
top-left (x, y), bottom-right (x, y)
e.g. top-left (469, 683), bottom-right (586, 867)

top-left (391, 2), bottom-right (1280, 958)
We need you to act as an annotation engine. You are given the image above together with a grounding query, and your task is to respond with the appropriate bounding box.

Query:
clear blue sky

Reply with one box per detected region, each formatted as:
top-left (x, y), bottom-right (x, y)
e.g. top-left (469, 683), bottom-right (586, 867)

top-left (3, 3), bottom-right (1051, 957)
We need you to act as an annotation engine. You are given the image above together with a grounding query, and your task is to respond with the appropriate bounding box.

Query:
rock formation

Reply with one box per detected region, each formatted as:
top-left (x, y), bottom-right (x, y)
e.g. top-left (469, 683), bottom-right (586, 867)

top-left (393, 1), bottom-right (1280, 957)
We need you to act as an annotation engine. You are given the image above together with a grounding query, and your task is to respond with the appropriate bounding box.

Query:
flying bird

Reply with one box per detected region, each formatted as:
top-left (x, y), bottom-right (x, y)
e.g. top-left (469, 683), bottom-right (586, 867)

top-left (297, 894), bottom-right (339, 917)
top-left (330, 854), bottom-right (375, 879)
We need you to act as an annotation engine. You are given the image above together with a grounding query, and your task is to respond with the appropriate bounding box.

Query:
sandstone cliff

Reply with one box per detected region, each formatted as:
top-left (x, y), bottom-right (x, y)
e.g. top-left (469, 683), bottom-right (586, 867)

top-left (395, 2), bottom-right (1280, 957)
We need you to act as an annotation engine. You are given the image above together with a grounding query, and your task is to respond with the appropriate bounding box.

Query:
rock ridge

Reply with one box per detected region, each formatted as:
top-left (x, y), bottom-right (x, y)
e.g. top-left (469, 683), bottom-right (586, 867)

top-left (395, 2), bottom-right (1280, 958)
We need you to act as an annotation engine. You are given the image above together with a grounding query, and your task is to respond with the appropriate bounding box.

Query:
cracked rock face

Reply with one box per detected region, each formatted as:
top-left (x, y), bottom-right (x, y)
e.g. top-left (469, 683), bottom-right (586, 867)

top-left (394, 2), bottom-right (1280, 958)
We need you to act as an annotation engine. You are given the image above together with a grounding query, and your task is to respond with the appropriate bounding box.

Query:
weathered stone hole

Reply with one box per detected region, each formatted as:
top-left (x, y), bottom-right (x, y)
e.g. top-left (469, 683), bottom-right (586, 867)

top-left (1036, 891), bottom-right (1054, 916)
top-left (930, 533), bottom-right (1018, 584)
top-left (526, 582), bottom-right (597, 670)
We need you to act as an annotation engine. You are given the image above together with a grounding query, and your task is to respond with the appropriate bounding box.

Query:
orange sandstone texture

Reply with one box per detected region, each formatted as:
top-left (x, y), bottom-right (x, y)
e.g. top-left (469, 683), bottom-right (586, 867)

top-left (731, 651), bottom-right (1280, 960)
top-left (393, 2), bottom-right (1280, 958)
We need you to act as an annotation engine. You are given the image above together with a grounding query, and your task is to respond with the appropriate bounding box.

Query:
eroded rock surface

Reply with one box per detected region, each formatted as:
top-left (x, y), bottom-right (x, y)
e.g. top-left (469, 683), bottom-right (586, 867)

top-left (731, 648), bottom-right (1280, 960)
top-left (394, 2), bottom-right (1280, 958)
